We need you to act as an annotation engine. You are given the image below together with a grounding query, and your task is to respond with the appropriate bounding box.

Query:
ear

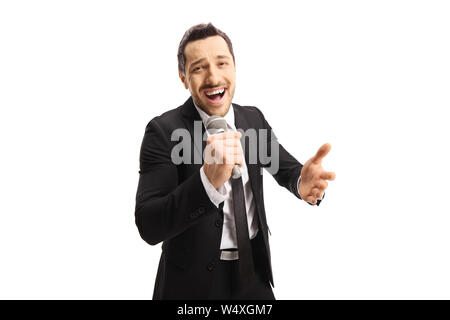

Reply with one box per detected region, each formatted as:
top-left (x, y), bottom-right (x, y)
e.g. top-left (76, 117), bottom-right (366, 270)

top-left (179, 72), bottom-right (189, 89)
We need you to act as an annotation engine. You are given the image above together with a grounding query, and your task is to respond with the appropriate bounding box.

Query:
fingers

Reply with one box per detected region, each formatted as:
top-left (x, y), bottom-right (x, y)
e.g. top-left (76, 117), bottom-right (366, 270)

top-left (302, 178), bottom-right (329, 203)
top-left (206, 151), bottom-right (242, 166)
top-left (232, 152), bottom-right (244, 166)
top-left (320, 171), bottom-right (336, 181)
top-left (306, 196), bottom-right (317, 205)
top-left (206, 132), bottom-right (242, 151)
top-left (311, 187), bottom-right (323, 199)
top-left (205, 131), bottom-right (243, 166)
top-left (218, 146), bottom-right (243, 165)
top-left (312, 143), bottom-right (331, 164)
top-left (213, 131), bottom-right (241, 140)
top-left (314, 180), bottom-right (328, 191)
top-left (206, 131), bottom-right (241, 144)
top-left (304, 188), bottom-right (322, 205)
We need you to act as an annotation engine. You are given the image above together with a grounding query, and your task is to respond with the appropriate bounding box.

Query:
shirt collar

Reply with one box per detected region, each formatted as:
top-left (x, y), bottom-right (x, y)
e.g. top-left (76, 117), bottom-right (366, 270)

top-left (193, 99), bottom-right (235, 131)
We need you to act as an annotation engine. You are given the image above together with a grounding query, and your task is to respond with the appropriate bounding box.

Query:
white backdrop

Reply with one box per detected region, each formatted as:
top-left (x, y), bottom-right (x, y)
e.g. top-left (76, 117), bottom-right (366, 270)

top-left (1, 0), bottom-right (449, 299)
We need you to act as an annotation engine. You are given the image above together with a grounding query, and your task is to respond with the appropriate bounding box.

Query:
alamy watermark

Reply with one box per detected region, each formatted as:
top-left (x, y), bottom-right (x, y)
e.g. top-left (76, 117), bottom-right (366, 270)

top-left (170, 121), bottom-right (279, 175)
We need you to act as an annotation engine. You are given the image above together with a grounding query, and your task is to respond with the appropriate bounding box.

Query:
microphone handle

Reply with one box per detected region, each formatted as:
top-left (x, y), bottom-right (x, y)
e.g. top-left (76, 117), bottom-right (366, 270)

top-left (231, 164), bottom-right (241, 179)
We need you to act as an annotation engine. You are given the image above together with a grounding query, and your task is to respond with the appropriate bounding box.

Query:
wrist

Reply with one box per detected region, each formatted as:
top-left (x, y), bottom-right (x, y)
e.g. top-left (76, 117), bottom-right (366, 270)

top-left (202, 165), bottom-right (219, 189)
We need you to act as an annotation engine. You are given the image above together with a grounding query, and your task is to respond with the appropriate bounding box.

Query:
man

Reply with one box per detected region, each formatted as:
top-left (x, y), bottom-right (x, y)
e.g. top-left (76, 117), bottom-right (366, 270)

top-left (135, 23), bottom-right (336, 300)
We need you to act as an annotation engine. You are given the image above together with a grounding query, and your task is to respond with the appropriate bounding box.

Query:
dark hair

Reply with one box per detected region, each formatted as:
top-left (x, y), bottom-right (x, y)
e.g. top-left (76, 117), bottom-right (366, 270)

top-left (177, 23), bottom-right (235, 75)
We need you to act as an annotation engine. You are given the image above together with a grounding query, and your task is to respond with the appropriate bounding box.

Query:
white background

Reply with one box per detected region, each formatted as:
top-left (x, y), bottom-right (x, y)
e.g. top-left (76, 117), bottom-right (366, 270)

top-left (1, 0), bottom-right (449, 299)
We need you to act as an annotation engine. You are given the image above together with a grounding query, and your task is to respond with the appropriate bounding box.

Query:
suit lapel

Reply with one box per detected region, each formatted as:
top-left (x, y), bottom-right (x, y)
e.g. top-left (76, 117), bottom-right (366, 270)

top-left (233, 103), bottom-right (250, 165)
top-left (180, 96), bottom-right (206, 166)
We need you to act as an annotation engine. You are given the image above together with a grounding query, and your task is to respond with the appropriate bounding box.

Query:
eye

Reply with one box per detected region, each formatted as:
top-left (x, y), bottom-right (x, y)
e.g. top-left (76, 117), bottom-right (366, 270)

top-left (193, 67), bottom-right (201, 72)
top-left (219, 62), bottom-right (227, 66)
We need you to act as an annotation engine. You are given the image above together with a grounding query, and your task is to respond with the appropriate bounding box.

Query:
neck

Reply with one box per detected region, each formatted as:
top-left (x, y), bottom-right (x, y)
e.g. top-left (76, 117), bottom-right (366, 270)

top-left (193, 100), bottom-right (231, 118)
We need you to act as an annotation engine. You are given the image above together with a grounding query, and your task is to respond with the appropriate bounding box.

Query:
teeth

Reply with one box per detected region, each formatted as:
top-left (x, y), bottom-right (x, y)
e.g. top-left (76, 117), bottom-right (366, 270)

top-left (206, 88), bottom-right (225, 96)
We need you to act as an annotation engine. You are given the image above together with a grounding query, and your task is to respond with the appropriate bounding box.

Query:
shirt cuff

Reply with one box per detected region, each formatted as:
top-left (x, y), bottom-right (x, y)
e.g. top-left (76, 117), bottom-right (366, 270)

top-left (199, 166), bottom-right (226, 208)
top-left (296, 173), bottom-right (302, 199)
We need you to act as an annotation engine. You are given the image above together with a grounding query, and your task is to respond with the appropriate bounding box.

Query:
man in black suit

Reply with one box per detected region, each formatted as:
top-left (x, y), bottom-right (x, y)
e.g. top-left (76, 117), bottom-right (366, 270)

top-left (135, 23), bottom-right (336, 300)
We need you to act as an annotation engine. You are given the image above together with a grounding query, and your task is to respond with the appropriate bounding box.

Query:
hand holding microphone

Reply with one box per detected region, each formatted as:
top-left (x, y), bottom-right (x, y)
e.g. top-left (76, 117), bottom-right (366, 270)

top-left (202, 116), bottom-right (243, 189)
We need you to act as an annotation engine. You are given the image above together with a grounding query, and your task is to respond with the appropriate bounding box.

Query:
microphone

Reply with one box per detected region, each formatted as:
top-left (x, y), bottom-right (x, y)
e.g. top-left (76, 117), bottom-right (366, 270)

top-left (205, 115), bottom-right (242, 179)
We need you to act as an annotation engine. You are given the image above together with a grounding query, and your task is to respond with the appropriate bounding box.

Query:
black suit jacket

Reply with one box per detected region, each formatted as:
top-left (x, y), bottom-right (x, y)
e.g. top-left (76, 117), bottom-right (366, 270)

top-left (135, 96), bottom-right (320, 300)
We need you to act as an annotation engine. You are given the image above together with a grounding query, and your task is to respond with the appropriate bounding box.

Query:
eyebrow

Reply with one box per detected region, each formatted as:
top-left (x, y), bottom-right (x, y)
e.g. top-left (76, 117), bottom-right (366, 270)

top-left (190, 55), bottom-right (231, 68)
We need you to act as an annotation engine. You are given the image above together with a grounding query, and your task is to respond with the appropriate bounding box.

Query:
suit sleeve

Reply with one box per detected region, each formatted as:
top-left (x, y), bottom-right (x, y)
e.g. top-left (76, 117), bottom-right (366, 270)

top-left (135, 118), bottom-right (217, 246)
top-left (256, 108), bottom-right (322, 206)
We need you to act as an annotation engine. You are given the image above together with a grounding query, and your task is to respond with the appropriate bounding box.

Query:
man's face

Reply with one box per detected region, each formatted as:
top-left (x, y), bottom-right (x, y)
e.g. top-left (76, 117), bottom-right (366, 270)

top-left (179, 35), bottom-right (236, 117)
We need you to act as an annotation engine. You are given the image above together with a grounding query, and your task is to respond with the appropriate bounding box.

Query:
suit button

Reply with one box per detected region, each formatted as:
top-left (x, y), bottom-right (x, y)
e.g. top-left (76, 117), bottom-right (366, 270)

top-left (198, 207), bottom-right (205, 214)
top-left (206, 260), bottom-right (218, 272)
top-left (215, 219), bottom-right (223, 228)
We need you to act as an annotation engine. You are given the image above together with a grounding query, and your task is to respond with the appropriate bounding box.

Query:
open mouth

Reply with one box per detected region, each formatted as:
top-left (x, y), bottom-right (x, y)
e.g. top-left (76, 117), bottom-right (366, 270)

top-left (204, 88), bottom-right (226, 105)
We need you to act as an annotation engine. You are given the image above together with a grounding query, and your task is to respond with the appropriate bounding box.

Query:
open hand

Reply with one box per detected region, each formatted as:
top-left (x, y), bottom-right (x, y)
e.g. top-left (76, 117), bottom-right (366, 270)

top-left (298, 143), bottom-right (336, 204)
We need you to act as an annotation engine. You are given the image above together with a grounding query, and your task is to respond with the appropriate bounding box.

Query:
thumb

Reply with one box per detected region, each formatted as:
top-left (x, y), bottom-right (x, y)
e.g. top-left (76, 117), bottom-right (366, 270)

top-left (312, 143), bottom-right (331, 164)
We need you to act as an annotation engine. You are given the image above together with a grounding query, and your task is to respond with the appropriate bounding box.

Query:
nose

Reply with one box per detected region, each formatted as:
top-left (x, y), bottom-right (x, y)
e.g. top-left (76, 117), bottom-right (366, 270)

top-left (204, 64), bottom-right (220, 86)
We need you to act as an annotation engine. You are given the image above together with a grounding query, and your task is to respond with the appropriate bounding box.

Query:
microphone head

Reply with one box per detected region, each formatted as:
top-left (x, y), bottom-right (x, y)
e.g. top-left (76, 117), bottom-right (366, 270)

top-left (205, 115), bottom-right (228, 134)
